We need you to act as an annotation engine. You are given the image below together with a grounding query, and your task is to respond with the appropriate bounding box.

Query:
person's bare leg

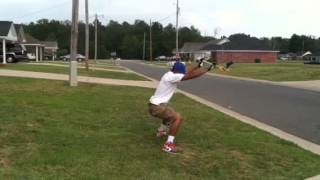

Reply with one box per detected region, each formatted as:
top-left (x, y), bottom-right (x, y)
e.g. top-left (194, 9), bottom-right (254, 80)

top-left (163, 113), bottom-right (183, 153)
top-left (169, 113), bottom-right (183, 136)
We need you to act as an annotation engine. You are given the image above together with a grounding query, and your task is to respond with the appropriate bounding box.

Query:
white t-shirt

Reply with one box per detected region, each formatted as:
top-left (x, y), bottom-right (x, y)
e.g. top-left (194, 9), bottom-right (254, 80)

top-left (149, 71), bottom-right (184, 105)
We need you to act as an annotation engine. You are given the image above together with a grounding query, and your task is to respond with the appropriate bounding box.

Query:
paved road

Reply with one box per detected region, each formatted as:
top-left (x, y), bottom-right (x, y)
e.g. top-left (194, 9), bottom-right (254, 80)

top-left (121, 60), bottom-right (320, 145)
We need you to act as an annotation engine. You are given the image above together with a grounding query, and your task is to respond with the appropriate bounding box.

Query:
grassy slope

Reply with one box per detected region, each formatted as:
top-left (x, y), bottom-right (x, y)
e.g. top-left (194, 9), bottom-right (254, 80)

top-left (215, 63), bottom-right (320, 81)
top-left (0, 77), bottom-right (319, 179)
top-left (142, 61), bottom-right (320, 82)
top-left (0, 64), bottom-right (147, 81)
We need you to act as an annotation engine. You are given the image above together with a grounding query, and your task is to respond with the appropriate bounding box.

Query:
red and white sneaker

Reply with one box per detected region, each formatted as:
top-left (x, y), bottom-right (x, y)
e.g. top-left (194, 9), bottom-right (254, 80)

top-left (162, 142), bottom-right (177, 154)
top-left (156, 130), bottom-right (168, 137)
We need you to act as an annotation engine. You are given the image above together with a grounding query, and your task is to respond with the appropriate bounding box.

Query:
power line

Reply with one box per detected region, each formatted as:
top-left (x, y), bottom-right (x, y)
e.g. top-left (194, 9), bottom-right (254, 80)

top-left (12, 1), bottom-right (70, 21)
top-left (155, 12), bottom-right (176, 22)
top-left (79, 15), bottom-right (96, 21)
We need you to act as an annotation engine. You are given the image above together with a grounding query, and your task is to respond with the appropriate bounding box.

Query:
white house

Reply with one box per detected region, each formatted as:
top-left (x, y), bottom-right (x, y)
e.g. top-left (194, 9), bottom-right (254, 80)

top-left (0, 21), bottom-right (18, 64)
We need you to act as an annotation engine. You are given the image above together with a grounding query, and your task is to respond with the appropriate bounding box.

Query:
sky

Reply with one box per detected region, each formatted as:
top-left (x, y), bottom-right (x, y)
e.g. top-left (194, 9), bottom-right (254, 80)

top-left (1, 0), bottom-right (319, 38)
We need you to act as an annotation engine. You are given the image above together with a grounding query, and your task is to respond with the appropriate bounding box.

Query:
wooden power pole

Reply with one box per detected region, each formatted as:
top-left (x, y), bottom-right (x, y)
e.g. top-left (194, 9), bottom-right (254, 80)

top-left (94, 14), bottom-right (98, 61)
top-left (143, 32), bottom-right (146, 60)
top-left (175, 0), bottom-right (180, 57)
top-left (149, 20), bottom-right (152, 61)
top-left (70, 0), bottom-right (79, 87)
top-left (85, 0), bottom-right (89, 70)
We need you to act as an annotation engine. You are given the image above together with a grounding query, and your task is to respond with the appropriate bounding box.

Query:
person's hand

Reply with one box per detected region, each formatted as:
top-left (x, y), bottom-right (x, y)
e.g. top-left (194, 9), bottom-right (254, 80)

top-left (207, 62), bottom-right (216, 71)
top-left (225, 61), bottom-right (234, 69)
top-left (207, 64), bottom-right (214, 71)
top-left (198, 58), bottom-right (204, 68)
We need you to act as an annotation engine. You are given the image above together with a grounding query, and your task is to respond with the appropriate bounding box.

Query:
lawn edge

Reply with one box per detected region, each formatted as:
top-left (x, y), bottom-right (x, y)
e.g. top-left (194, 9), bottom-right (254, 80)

top-left (177, 89), bottom-right (320, 156)
top-left (305, 174), bottom-right (320, 180)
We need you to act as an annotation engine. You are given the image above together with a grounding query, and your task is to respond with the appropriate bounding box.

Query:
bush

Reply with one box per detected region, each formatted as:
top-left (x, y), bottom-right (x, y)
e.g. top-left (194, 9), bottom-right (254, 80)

top-left (255, 58), bottom-right (261, 63)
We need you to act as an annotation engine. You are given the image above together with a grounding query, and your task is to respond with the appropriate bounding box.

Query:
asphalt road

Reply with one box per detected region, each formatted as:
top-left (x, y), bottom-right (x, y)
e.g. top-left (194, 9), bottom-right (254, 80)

top-left (121, 60), bottom-right (320, 145)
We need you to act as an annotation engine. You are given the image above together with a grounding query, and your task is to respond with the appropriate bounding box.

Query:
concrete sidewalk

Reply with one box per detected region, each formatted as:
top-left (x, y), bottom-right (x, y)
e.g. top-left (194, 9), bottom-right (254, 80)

top-left (211, 73), bottom-right (320, 93)
top-left (0, 69), bottom-right (157, 88)
top-left (280, 80), bottom-right (320, 92)
top-left (26, 62), bottom-right (131, 73)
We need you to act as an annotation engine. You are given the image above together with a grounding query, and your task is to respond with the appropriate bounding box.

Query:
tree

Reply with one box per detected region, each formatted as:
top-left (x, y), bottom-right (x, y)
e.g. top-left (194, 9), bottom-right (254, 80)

top-left (120, 35), bottom-right (140, 59)
top-left (25, 18), bottom-right (320, 59)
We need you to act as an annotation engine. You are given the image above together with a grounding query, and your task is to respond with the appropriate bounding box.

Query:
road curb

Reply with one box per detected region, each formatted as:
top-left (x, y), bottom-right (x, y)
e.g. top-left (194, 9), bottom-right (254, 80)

top-left (177, 89), bottom-right (320, 156)
top-left (305, 174), bottom-right (320, 180)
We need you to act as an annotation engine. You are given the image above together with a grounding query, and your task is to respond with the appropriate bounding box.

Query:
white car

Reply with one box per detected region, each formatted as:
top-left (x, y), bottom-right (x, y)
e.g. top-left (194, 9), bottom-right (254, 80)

top-left (61, 54), bottom-right (86, 62)
top-left (27, 53), bottom-right (36, 60)
top-left (155, 56), bottom-right (167, 61)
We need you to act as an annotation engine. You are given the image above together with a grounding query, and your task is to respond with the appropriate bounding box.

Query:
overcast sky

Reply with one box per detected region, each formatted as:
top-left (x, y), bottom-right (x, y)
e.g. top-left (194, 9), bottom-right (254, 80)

top-left (1, 0), bottom-right (319, 38)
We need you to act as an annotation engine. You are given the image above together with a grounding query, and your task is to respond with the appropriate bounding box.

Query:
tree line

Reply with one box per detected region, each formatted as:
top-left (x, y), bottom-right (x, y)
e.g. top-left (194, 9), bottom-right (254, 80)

top-left (24, 19), bottom-right (320, 59)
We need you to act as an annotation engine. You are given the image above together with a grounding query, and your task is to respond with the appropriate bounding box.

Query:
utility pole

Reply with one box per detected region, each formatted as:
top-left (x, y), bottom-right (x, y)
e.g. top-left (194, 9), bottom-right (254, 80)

top-left (149, 20), bottom-right (153, 61)
top-left (2, 39), bottom-right (6, 64)
top-left (70, 0), bottom-right (79, 87)
top-left (175, 0), bottom-right (180, 58)
top-left (143, 32), bottom-right (146, 60)
top-left (85, 0), bottom-right (89, 70)
top-left (95, 14), bottom-right (98, 61)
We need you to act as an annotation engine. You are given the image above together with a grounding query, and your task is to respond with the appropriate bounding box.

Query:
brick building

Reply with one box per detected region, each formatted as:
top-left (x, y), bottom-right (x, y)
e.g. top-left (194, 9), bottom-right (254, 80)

top-left (210, 50), bottom-right (278, 63)
top-left (180, 36), bottom-right (279, 63)
top-left (201, 38), bottom-right (279, 63)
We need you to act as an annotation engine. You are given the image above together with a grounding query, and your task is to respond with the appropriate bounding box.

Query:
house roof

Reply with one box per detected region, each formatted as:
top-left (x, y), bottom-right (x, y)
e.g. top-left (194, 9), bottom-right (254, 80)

top-left (14, 24), bottom-right (26, 43)
top-left (309, 52), bottom-right (320, 56)
top-left (14, 24), bottom-right (22, 31)
top-left (201, 36), bottom-right (273, 51)
top-left (42, 41), bottom-right (58, 49)
top-left (0, 21), bottom-right (18, 42)
top-left (180, 42), bottom-right (206, 53)
top-left (180, 37), bottom-right (276, 54)
top-left (0, 21), bottom-right (12, 36)
top-left (23, 33), bottom-right (42, 45)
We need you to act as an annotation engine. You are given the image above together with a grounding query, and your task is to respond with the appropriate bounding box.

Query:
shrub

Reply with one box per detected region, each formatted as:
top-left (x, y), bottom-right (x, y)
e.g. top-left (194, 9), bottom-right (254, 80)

top-left (255, 58), bottom-right (261, 63)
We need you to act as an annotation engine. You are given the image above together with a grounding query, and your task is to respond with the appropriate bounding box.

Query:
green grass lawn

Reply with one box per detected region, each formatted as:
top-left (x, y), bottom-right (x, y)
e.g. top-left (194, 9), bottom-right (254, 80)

top-left (215, 62), bottom-right (320, 81)
top-left (43, 60), bottom-right (128, 71)
top-left (143, 61), bottom-right (320, 82)
top-left (0, 77), bottom-right (319, 179)
top-left (0, 63), bottom-right (147, 81)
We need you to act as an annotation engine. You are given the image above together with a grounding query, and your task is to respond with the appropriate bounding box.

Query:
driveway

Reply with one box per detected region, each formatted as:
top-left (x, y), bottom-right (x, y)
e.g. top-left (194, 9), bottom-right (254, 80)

top-left (121, 60), bottom-right (320, 145)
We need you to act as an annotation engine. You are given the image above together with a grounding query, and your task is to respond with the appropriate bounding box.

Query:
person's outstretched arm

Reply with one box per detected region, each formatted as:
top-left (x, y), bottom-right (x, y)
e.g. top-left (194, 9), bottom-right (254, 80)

top-left (182, 64), bottom-right (213, 81)
top-left (186, 58), bottom-right (205, 73)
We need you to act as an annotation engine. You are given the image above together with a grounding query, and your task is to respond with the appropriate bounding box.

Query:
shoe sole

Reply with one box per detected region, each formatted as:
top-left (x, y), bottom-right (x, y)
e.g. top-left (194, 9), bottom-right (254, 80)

top-left (162, 148), bottom-right (178, 154)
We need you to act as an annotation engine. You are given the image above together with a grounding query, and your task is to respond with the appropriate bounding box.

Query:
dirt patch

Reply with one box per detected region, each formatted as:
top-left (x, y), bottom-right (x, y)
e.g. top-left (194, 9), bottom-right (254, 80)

top-left (0, 147), bottom-right (12, 167)
top-left (229, 150), bottom-right (248, 161)
top-left (228, 150), bottom-right (253, 178)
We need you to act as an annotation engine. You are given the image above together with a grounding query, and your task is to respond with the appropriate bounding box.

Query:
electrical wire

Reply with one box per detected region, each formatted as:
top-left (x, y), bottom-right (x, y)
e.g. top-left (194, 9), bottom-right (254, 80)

top-left (155, 12), bottom-right (176, 23)
top-left (12, 1), bottom-right (70, 21)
